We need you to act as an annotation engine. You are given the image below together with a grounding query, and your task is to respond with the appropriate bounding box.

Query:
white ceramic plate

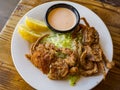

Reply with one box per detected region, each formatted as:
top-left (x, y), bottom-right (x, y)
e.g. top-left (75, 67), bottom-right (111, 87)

top-left (11, 1), bottom-right (113, 90)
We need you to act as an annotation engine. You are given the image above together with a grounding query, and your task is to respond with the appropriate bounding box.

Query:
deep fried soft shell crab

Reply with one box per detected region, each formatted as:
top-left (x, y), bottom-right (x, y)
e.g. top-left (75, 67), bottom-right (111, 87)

top-left (26, 17), bottom-right (114, 81)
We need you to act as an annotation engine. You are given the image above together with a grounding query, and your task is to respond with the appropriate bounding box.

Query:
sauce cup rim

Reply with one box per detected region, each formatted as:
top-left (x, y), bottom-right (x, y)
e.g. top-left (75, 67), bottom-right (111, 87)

top-left (45, 3), bottom-right (80, 33)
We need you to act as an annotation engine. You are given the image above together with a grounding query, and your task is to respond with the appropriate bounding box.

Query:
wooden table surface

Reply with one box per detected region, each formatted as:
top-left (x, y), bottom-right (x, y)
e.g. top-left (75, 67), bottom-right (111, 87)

top-left (0, 0), bottom-right (120, 90)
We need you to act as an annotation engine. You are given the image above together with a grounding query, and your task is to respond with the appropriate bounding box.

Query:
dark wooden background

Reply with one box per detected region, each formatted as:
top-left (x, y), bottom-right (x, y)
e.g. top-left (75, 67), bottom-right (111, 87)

top-left (0, 0), bottom-right (120, 90)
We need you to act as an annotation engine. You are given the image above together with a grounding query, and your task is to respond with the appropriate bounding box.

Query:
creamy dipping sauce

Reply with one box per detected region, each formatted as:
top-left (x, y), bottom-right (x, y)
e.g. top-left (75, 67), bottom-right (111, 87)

top-left (48, 8), bottom-right (76, 31)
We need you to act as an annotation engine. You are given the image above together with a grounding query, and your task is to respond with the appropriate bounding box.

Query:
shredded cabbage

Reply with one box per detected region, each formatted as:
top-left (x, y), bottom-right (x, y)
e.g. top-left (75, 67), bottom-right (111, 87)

top-left (44, 32), bottom-right (75, 49)
top-left (68, 75), bottom-right (80, 86)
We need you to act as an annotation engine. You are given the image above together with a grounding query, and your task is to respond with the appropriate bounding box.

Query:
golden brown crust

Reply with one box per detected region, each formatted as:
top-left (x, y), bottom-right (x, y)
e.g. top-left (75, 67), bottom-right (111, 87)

top-left (26, 17), bottom-right (114, 80)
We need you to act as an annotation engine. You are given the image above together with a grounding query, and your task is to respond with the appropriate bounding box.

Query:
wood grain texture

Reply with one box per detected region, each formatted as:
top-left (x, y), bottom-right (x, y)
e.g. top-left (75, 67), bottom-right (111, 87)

top-left (0, 0), bottom-right (120, 90)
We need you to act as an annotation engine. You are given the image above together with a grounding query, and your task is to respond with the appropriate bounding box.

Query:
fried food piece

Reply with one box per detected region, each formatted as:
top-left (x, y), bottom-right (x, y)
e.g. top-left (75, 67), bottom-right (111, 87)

top-left (91, 44), bottom-right (103, 62)
top-left (26, 34), bottom-right (58, 74)
top-left (64, 52), bottom-right (77, 67)
top-left (79, 17), bottom-right (114, 77)
top-left (82, 45), bottom-right (103, 62)
top-left (80, 49), bottom-right (94, 70)
top-left (30, 34), bottom-right (49, 54)
top-left (80, 17), bottom-right (90, 27)
top-left (80, 63), bottom-right (98, 76)
top-left (69, 67), bottom-right (79, 75)
top-left (102, 53), bottom-right (115, 69)
top-left (60, 48), bottom-right (77, 67)
top-left (48, 59), bottom-right (69, 80)
top-left (97, 61), bottom-right (106, 78)
top-left (27, 43), bottom-right (57, 74)
top-left (82, 27), bottom-right (99, 46)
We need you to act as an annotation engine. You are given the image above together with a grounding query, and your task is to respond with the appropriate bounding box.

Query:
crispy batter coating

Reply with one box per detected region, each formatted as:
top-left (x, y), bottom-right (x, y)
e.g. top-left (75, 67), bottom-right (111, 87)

top-left (79, 17), bottom-right (114, 77)
top-left (48, 59), bottom-right (69, 80)
top-left (26, 17), bottom-right (114, 80)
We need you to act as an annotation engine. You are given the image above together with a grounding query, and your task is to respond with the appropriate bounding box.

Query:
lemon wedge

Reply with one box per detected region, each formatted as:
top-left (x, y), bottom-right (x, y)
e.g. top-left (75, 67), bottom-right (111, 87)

top-left (25, 16), bottom-right (49, 32)
top-left (18, 24), bottom-right (41, 43)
